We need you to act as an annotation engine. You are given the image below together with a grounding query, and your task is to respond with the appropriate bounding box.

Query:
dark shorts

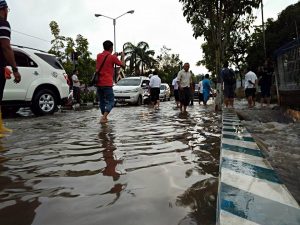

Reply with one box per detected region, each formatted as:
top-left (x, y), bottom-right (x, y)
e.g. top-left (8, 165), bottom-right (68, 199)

top-left (198, 92), bottom-right (203, 102)
top-left (224, 84), bottom-right (235, 98)
top-left (72, 86), bottom-right (80, 103)
top-left (179, 87), bottom-right (191, 106)
top-left (150, 87), bottom-right (160, 103)
top-left (261, 84), bottom-right (271, 98)
top-left (245, 88), bottom-right (256, 98)
top-left (0, 67), bottom-right (6, 104)
top-left (174, 89), bottom-right (179, 101)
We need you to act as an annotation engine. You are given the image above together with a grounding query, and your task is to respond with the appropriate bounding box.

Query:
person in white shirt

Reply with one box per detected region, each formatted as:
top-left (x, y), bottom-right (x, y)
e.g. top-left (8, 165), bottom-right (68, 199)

top-left (172, 76), bottom-right (180, 108)
top-left (72, 69), bottom-right (81, 104)
top-left (177, 62), bottom-right (192, 113)
top-left (198, 76), bottom-right (204, 105)
top-left (149, 70), bottom-right (161, 109)
top-left (244, 67), bottom-right (257, 108)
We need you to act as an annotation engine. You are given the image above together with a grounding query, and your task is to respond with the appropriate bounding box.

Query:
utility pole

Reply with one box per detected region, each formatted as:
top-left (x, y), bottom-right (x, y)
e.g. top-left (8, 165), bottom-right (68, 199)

top-left (261, 0), bottom-right (266, 58)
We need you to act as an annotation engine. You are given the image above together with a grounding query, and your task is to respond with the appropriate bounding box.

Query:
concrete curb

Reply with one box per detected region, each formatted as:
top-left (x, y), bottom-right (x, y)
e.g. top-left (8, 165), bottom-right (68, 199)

top-left (217, 108), bottom-right (300, 225)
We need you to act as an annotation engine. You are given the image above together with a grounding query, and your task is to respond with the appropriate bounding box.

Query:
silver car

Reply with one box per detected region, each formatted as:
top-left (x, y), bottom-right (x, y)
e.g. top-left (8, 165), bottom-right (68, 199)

top-left (159, 83), bottom-right (171, 101)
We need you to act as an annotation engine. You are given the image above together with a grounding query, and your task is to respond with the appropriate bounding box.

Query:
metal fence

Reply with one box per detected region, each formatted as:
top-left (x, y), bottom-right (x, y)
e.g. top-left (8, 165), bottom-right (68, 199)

top-left (276, 40), bottom-right (300, 90)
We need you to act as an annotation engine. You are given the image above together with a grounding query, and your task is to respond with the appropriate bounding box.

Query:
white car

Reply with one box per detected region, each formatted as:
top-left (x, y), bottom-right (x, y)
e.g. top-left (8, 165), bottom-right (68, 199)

top-left (159, 83), bottom-right (171, 101)
top-left (113, 76), bottom-right (149, 105)
top-left (3, 45), bottom-right (69, 115)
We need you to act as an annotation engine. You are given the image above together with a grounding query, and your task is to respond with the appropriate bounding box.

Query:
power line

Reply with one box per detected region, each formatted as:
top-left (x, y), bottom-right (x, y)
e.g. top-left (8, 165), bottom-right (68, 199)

top-left (12, 29), bottom-right (51, 43)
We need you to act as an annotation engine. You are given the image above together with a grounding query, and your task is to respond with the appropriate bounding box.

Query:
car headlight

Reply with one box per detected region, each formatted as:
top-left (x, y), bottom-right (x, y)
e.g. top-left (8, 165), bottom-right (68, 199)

top-left (130, 88), bottom-right (139, 92)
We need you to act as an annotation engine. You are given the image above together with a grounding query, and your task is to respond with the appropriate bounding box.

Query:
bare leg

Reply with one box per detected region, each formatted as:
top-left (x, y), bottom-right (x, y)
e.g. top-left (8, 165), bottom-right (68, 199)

top-left (157, 100), bottom-right (160, 108)
top-left (100, 112), bottom-right (109, 123)
top-left (247, 97), bottom-right (253, 108)
top-left (229, 98), bottom-right (234, 107)
top-left (224, 98), bottom-right (229, 107)
top-left (266, 97), bottom-right (270, 107)
top-left (260, 97), bottom-right (264, 107)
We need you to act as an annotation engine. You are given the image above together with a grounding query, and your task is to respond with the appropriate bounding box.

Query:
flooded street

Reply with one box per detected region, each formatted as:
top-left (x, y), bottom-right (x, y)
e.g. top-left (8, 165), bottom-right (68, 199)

top-left (0, 101), bottom-right (221, 225)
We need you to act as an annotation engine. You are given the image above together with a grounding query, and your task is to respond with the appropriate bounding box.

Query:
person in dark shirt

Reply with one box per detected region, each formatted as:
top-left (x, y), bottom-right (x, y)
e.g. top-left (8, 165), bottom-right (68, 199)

top-left (221, 61), bottom-right (236, 108)
top-left (259, 60), bottom-right (273, 108)
top-left (0, 0), bottom-right (21, 136)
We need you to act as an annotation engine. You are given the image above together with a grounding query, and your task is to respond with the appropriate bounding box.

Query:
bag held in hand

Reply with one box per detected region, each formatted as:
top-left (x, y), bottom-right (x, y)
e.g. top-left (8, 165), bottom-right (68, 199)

top-left (91, 54), bottom-right (109, 86)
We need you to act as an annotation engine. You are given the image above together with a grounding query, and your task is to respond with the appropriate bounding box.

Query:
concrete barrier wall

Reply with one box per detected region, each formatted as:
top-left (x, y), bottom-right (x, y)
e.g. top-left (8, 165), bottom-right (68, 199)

top-left (217, 109), bottom-right (300, 225)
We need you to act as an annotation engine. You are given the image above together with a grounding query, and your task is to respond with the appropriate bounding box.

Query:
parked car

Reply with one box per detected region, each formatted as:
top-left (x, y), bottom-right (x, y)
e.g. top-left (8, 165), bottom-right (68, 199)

top-left (113, 76), bottom-right (149, 105)
top-left (159, 83), bottom-right (171, 101)
top-left (194, 83), bottom-right (199, 99)
top-left (3, 45), bottom-right (69, 115)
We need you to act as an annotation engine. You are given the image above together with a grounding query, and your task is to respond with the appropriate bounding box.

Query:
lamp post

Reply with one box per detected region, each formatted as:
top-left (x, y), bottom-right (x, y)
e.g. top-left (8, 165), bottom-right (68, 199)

top-left (95, 10), bottom-right (134, 53)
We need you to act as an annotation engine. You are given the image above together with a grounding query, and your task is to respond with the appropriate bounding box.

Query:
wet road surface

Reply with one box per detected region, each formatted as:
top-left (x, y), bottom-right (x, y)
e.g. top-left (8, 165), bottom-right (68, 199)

top-left (0, 101), bottom-right (221, 225)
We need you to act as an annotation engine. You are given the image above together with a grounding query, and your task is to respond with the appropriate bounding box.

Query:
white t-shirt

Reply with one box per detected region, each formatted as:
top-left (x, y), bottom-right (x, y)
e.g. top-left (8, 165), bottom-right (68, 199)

top-left (177, 69), bottom-right (192, 88)
top-left (149, 75), bottom-right (161, 88)
top-left (172, 77), bottom-right (178, 90)
top-left (198, 80), bottom-right (203, 93)
top-left (72, 74), bottom-right (80, 87)
top-left (244, 71), bottom-right (257, 89)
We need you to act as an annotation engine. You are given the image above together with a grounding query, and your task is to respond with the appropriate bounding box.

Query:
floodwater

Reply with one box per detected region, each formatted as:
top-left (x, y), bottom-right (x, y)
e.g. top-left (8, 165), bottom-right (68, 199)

top-left (0, 101), bottom-right (221, 225)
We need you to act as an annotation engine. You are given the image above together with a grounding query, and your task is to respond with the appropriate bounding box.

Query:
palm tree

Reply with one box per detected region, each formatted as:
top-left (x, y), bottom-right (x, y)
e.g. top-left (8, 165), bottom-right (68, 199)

top-left (123, 41), bottom-right (157, 75)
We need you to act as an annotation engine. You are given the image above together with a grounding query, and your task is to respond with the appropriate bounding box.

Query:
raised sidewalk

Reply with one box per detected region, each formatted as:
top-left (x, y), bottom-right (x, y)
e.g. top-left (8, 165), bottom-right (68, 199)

top-left (217, 109), bottom-right (300, 225)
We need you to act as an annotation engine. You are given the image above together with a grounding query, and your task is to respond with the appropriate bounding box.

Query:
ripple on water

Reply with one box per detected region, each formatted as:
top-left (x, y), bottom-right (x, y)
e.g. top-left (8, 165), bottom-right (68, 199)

top-left (0, 101), bottom-right (220, 225)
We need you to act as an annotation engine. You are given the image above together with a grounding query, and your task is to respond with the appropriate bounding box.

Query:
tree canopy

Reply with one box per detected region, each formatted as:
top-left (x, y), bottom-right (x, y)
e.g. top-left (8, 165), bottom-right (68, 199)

top-left (49, 21), bottom-right (95, 84)
top-left (123, 41), bottom-right (157, 75)
top-left (179, 0), bottom-right (261, 77)
top-left (247, 2), bottom-right (300, 70)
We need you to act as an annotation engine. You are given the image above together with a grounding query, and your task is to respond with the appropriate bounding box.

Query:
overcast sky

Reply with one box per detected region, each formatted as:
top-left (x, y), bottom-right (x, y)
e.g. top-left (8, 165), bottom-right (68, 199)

top-left (8, 0), bottom-right (299, 74)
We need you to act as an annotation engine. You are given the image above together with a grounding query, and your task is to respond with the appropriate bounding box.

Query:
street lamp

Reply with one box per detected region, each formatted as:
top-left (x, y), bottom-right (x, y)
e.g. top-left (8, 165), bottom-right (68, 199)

top-left (95, 10), bottom-right (134, 53)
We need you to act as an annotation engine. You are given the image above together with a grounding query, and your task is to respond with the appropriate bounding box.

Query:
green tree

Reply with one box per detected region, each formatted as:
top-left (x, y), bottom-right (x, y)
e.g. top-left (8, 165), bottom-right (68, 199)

top-left (49, 21), bottom-right (96, 84)
top-left (179, 0), bottom-right (260, 76)
top-left (123, 41), bottom-right (157, 75)
top-left (179, 0), bottom-right (261, 110)
top-left (247, 2), bottom-right (300, 70)
top-left (49, 21), bottom-right (66, 59)
top-left (156, 46), bottom-right (183, 83)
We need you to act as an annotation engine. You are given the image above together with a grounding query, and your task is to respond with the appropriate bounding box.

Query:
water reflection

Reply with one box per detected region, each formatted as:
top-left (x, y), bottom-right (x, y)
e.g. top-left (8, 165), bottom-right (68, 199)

top-left (98, 124), bottom-right (126, 206)
top-left (0, 142), bottom-right (40, 225)
top-left (1, 101), bottom-right (221, 225)
top-left (176, 177), bottom-right (218, 225)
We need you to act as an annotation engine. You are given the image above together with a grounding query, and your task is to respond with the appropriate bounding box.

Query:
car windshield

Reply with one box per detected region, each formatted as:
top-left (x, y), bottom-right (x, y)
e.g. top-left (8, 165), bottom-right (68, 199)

top-left (160, 85), bottom-right (166, 90)
top-left (117, 78), bottom-right (141, 86)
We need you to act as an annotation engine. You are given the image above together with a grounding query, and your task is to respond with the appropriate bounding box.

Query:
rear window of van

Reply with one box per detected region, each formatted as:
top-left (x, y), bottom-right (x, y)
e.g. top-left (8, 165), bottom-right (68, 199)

top-left (35, 53), bottom-right (64, 70)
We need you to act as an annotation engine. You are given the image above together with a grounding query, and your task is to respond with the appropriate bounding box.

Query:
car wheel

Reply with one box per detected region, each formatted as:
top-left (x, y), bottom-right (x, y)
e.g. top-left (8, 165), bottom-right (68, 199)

top-left (31, 89), bottom-right (57, 116)
top-left (136, 96), bottom-right (142, 106)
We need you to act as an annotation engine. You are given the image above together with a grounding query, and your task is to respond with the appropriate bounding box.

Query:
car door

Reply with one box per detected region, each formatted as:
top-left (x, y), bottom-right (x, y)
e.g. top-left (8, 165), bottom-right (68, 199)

top-left (3, 50), bottom-right (41, 101)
